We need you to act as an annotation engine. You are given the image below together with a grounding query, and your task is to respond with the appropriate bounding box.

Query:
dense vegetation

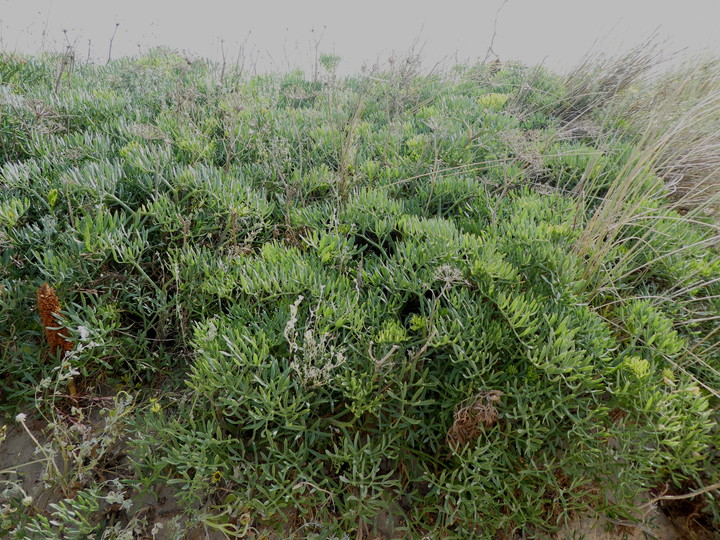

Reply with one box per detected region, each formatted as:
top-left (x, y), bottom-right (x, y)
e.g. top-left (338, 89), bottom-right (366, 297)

top-left (1, 48), bottom-right (719, 538)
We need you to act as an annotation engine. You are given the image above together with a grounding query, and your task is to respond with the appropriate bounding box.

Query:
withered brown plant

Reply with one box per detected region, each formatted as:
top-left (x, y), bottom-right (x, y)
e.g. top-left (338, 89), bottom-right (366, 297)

top-left (37, 283), bottom-right (73, 358)
top-left (446, 390), bottom-right (503, 453)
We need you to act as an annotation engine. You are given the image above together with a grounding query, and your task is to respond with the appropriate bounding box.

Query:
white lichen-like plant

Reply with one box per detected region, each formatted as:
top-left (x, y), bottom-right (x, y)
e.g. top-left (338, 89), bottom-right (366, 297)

top-left (285, 294), bottom-right (346, 387)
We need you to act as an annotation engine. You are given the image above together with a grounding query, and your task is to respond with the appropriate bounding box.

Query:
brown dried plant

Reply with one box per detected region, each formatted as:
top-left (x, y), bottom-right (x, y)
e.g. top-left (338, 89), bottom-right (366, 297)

top-left (446, 390), bottom-right (503, 453)
top-left (37, 283), bottom-right (73, 358)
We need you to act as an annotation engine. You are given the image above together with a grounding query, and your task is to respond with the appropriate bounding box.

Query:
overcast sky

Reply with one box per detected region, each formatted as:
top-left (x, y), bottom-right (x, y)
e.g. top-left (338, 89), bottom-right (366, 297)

top-left (2, 0), bottom-right (719, 74)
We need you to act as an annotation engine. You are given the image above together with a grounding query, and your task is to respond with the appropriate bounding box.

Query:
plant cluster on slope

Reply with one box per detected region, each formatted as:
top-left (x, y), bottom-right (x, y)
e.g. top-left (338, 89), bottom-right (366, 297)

top-left (0, 47), bottom-right (718, 538)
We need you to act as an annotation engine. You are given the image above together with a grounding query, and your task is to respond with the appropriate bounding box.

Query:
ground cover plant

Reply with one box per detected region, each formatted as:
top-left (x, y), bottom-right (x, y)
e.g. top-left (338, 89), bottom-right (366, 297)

top-left (1, 46), bottom-right (719, 538)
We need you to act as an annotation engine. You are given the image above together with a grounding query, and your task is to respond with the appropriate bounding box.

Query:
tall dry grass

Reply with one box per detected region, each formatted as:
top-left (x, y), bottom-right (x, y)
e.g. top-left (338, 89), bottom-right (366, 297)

top-left (558, 47), bottom-right (720, 396)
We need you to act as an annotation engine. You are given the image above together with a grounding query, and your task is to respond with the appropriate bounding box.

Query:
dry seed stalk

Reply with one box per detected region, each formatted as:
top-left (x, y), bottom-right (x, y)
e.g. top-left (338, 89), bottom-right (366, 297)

top-left (37, 283), bottom-right (76, 396)
top-left (37, 283), bottom-right (73, 358)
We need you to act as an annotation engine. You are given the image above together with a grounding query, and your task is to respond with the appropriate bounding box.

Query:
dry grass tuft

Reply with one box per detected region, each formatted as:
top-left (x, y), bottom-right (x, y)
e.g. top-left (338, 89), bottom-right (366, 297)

top-left (551, 39), bottom-right (663, 122)
top-left (573, 53), bottom-right (720, 284)
top-left (446, 390), bottom-right (503, 453)
top-left (623, 59), bottom-right (720, 217)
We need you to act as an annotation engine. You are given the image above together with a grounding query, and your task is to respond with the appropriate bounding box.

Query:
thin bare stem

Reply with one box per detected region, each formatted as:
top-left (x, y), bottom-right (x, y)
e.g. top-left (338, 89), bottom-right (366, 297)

top-left (106, 23), bottom-right (119, 65)
top-left (640, 481), bottom-right (720, 509)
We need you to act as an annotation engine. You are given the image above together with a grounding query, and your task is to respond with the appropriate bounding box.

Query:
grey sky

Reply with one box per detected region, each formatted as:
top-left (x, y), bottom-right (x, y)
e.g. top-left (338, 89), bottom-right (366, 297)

top-left (2, 0), bottom-right (719, 74)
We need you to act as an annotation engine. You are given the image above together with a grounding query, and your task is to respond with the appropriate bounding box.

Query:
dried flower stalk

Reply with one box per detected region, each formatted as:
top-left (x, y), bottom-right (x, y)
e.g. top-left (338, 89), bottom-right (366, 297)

top-left (37, 283), bottom-right (73, 358)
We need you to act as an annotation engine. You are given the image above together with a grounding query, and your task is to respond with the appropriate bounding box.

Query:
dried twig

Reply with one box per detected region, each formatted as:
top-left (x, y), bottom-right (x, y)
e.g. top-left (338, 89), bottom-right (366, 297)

top-left (484, 0), bottom-right (509, 63)
top-left (107, 23), bottom-right (119, 65)
top-left (640, 481), bottom-right (720, 509)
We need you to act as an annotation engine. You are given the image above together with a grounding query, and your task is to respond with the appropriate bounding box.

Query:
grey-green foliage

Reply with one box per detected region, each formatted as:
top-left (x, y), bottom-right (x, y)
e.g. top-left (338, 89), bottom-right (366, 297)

top-left (21, 487), bottom-right (102, 539)
top-left (0, 49), bottom-right (718, 538)
top-left (133, 186), bottom-right (717, 537)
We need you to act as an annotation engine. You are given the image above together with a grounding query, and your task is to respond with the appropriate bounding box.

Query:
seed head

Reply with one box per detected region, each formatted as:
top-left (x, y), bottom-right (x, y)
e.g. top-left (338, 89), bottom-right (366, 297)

top-left (36, 283), bottom-right (73, 358)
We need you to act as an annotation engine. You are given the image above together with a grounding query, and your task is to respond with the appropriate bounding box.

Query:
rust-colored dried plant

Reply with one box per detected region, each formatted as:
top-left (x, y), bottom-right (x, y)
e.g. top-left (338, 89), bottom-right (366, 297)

top-left (37, 283), bottom-right (73, 358)
top-left (446, 390), bottom-right (503, 453)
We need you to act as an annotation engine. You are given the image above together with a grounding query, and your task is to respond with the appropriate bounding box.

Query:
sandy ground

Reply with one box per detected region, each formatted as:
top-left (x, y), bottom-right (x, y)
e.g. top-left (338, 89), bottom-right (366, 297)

top-left (0, 422), bottom-right (50, 509)
top-left (554, 514), bottom-right (680, 540)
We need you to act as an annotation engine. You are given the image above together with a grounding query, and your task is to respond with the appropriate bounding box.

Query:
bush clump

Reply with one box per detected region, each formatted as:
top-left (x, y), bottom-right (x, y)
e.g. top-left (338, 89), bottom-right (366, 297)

top-left (1, 48), bottom-right (719, 538)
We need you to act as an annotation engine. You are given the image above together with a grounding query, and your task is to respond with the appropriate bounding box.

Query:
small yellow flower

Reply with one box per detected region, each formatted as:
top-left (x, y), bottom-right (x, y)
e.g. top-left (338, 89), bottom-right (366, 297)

top-left (211, 470), bottom-right (223, 484)
top-left (150, 399), bottom-right (161, 413)
top-left (622, 356), bottom-right (650, 379)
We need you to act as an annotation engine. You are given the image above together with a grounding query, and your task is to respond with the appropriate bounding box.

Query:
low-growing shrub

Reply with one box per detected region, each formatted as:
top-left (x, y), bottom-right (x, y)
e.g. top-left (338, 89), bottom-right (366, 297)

top-left (1, 48), bottom-right (718, 538)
